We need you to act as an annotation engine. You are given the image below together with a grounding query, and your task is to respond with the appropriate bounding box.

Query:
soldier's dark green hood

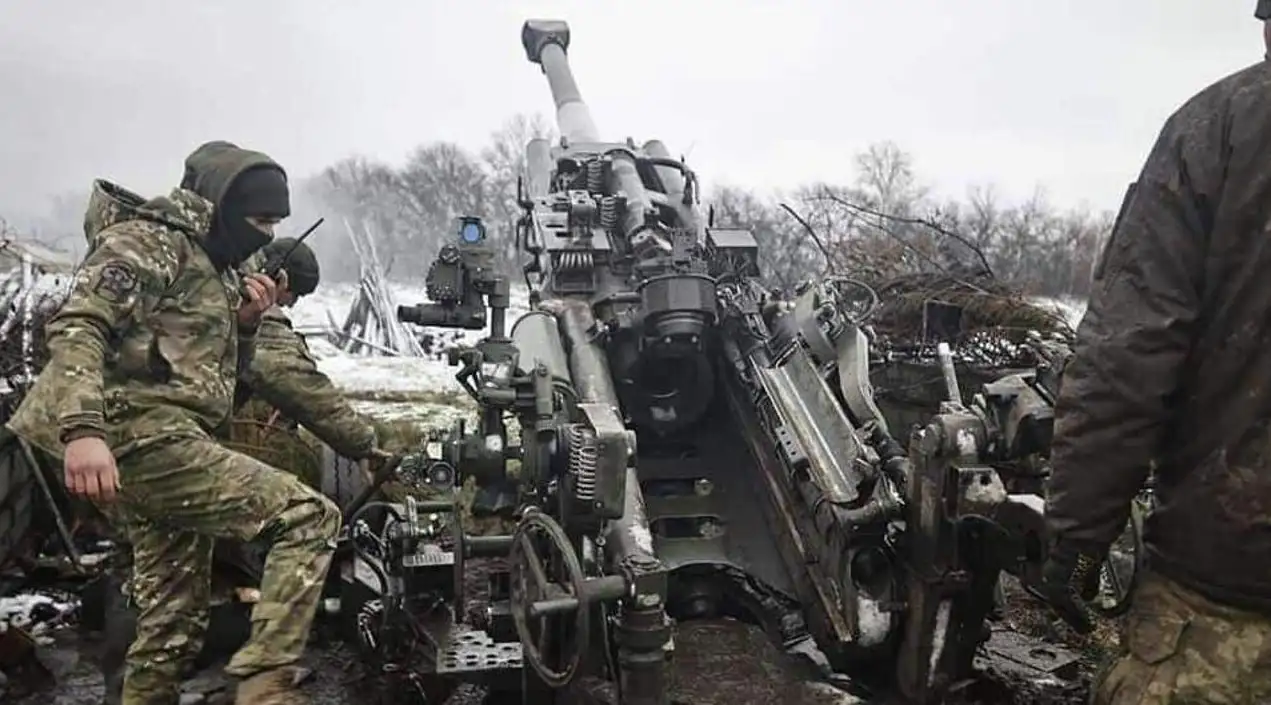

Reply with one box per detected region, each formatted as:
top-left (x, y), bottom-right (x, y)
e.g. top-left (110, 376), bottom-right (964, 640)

top-left (178, 140), bottom-right (284, 209)
top-left (179, 140), bottom-right (290, 270)
top-left (82, 142), bottom-right (289, 269)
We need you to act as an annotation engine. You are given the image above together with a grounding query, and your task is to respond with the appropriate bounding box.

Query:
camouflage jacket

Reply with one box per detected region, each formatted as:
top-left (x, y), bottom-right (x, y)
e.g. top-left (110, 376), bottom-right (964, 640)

top-left (8, 147), bottom-right (279, 459)
top-left (1047, 59), bottom-right (1271, 610)
top-left (238, 304), bottom-right (378, 460)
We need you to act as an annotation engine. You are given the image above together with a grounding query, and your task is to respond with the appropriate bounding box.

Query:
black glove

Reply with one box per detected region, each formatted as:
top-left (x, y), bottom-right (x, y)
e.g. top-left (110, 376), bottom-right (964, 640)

top-left (364, 448), bottom-right (401, 479)
top-left (367, 447), bottom-right (395, 464)
top-left (1037, 540), bottom-right (1104, 634)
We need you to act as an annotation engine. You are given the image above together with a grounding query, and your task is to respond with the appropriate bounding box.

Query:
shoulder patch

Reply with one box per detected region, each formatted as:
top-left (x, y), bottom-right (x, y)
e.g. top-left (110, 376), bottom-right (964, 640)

top-left (93, 261), bottom-right (139, 302)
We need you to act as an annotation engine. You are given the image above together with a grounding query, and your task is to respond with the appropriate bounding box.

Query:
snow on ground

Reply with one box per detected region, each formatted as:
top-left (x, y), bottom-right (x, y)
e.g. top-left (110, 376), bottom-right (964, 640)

top-left (1030, 295), bottom-right (1087, 329)
top-left (315, 356), bottom-right (473, 427)
top-left (314, 354), bottom-right (457, 396)
top-left (0, 591), bottom-right (77, 634)
top-left (290, 282), bottom-right (532, 426)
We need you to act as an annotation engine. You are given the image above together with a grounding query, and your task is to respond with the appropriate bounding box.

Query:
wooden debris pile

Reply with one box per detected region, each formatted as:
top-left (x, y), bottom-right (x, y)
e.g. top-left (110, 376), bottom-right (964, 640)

top-left (321, 221), bottom-right (426, 358)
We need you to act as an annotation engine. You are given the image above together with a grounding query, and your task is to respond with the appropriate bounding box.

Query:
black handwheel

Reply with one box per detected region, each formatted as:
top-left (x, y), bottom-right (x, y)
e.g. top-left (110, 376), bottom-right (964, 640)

top-left (508, 508), bottom-right (589, 689)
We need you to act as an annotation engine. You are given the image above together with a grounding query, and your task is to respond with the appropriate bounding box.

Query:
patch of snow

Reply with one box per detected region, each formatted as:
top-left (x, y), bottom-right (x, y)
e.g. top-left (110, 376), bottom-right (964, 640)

top-left (802, 681), bottom-right (868, 704)
top-left (315, 355), bottom-right (458, 396)
top-left (928, 600), bottom-right (952, 685)
top-left (628, 524), bottom-right (655, 555)
top-left (289, 282), bottom-right (533, 419)
top-left (854, 597), bottom-right (892, 647)
top-left (0, 592), bottom-right (77, 633)
top-left (955, 427), bottom-right (979, 457)
top-left (1030, 296), bottom-right (1086, 329)
top-left (347, 399), bottom-right (472, 428)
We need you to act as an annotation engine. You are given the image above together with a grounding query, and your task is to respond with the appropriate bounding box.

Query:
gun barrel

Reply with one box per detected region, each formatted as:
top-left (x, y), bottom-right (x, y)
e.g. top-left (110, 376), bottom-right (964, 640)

top-left (525, 137), bottom-right (553, 199)
top-left (522, 20), bottom-right (600, 144)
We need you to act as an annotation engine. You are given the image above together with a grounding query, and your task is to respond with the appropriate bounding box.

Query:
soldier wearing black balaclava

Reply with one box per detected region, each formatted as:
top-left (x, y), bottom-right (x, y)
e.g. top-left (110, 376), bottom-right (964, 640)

top-left (178, 140), bottom-right (291, 272)
top-left (1038, 7), bottom-right (1271, 703)
top-left (10, 141), bottom-right (339, 705)
top-left (89, 233), bottom-right (391, 705)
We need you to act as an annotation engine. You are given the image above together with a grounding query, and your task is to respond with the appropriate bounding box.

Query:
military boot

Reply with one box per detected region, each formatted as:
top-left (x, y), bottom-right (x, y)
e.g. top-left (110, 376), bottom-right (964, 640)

top-left (234, 666), bottom-right (305, 705)
top-left (98, 575), bottom-right (137, 705)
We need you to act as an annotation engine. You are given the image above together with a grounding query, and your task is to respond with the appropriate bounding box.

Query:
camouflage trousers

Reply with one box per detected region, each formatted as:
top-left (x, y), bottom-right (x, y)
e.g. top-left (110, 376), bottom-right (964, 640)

top-left (100, 434), bottom-right (340, 705)
top-left (1094, 571), bottom-right (1271, 704)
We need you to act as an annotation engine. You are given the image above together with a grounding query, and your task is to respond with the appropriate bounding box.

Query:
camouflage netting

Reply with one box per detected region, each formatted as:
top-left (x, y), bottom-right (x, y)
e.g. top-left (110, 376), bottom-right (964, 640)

top-left (869, 271), bottom-right (1072, 340)
top-left (857, 267), bottom-right (1075, 373)
top-left (854, 267), bottom-right (1077, 432)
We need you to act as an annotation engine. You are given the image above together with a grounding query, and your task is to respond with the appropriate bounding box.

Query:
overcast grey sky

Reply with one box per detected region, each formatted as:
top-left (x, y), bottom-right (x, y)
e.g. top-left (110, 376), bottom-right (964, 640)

top-left (0, 1), bottom-right (1259, 222)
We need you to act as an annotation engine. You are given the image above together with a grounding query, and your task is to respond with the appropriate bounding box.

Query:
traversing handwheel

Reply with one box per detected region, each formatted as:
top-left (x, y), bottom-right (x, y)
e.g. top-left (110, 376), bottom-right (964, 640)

top-left (508, 508), bottom-right (590, 688)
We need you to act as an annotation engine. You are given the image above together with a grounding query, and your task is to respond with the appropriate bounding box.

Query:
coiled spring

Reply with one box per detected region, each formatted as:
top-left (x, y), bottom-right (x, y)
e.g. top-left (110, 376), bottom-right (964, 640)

top-left (599, 196), bottom-right (619, 230)
top-left (586, 159), bottom-right (605, 192)
top-left (554, 251), bottom-right (594, 272)
top-left (565, 424), bottom-right (599, 504)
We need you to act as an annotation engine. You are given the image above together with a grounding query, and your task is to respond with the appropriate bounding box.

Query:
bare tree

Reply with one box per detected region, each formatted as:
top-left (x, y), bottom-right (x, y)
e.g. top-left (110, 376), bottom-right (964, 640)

top-left (481, 113), bottom-right (556, 268)
top-left (853, 141), bottom-right (928, 215)
top-left (272, 131), bottom-right (1114, 297)
top-left (398, 142), bottom-right (490, 237)
top-left (304, 156), bottom-right (415, 280)
top-left (709, 186), bottom-right (818, 291)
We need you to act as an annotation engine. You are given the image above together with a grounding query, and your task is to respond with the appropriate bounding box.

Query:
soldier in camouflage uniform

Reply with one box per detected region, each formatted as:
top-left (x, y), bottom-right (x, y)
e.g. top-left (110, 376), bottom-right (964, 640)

top-left (7, 141), bottom-right (339, 705)
top-left (91, 236), bottom-right (391, 704)
top-left (237, 237), bottom-right (383, 461)
top-left (1039, 7), bottom-right (1271, 704)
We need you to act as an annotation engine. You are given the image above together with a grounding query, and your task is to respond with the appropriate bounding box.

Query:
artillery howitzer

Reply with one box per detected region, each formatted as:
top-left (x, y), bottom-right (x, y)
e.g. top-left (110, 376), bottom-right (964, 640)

top-left (359, 18), bottom-right (1110, 705)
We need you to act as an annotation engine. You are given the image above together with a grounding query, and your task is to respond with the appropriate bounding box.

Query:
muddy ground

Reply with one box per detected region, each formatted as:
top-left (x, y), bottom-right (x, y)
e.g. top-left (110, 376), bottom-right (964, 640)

top-left (5, 573), bottom-right (1115, 705)
top-left (9, 619), bottom-right (876, 705)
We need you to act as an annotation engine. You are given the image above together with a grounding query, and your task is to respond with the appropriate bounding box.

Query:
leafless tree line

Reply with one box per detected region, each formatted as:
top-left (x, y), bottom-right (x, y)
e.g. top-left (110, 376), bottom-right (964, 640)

top-left (292, 113), bottom-right (557, 282)
top-left (711, 143), bottom-right (1112, 299)
top-left (304, 131), bottom-right (1110, 299)
top-left (8, 123), bottom-right (1112, 300)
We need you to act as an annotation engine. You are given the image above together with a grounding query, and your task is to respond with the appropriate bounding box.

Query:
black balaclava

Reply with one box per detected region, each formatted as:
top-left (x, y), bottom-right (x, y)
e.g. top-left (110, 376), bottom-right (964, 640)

top-left (206, 165), bottom-right (291, 270)
top-left (259, 237), bottom-right (321, 297)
